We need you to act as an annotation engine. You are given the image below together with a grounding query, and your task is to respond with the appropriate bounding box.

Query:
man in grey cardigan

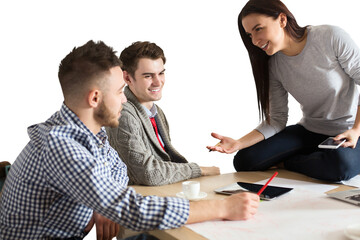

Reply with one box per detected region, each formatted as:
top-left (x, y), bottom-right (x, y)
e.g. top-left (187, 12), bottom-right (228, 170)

top-left (106, 41), bottom-right (220, 186)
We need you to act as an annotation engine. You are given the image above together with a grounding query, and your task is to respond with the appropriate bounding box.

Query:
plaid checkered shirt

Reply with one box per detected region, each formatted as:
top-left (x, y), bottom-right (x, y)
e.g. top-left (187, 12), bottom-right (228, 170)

top-left (0, 104), bottom-right (189, 239)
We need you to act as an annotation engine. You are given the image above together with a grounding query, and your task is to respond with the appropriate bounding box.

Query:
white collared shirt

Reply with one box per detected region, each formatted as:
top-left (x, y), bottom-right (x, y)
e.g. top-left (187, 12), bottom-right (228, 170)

top-left (142, 104), bottom-right (165, 147)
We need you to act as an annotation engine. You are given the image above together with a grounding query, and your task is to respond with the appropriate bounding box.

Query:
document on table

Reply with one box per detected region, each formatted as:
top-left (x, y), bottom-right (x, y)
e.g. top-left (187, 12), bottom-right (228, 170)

top-left (187, 188), bottom-right (360, 240)
top-left (254, 175), bottom-right (360, 189)
top-left (339, 175), bottom-right (360, 188)
top-left (254, 177), bottom-right (338, 193)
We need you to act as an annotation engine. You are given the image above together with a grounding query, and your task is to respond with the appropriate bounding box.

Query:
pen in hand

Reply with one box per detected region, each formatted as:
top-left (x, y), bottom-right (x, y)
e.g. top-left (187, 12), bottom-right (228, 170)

top-left (257, 171), bottom-right (278, 196)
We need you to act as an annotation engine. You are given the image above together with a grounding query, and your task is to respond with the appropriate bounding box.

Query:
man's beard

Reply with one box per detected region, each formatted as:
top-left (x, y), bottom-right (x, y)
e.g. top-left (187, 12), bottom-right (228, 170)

top-left (94, 100), bottom-right (120, 128)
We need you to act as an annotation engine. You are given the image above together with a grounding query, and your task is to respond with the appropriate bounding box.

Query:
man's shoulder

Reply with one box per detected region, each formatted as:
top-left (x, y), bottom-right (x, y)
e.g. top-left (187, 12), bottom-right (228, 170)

top-left (27, 111), bottom-right (67, 141)
top-left (155, 104), bottom-right (165, 114)
top-left (26, 112), bottom-right (95, 160)
top-left (116, 102), bottom-right (145, 132)
top-left (43, 112), bottom-right (92, 147)
top-left (120, 102), bottom-right (143, 122)
top-left (122, 100), bottom-right (141, 114)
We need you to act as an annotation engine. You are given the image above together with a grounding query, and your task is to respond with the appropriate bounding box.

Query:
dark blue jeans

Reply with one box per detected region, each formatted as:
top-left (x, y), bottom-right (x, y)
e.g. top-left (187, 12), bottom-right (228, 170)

top-left (234, 125), bottom-right (360, 181)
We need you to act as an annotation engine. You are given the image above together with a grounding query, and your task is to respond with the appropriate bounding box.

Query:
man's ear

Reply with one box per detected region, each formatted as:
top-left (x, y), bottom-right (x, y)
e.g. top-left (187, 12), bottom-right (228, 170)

top-left (279, 13), bottom-right (287, 29)
top-left (87, 89), bottom-right (102, 108)
top-left (123, 71), bottom-right (132, 85)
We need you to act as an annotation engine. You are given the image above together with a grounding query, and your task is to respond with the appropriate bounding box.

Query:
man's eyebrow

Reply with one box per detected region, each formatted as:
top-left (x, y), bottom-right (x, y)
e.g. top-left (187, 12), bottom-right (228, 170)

top-left (141, 69), bottom-right (166, 75)
top-left (141, 72), bottom-right (154, 75)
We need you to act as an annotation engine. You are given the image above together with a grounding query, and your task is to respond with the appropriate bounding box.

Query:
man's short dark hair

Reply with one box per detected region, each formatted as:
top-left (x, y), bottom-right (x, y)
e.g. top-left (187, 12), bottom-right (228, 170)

top-left (58, 40), bottom-right (121, 99)
top-left (120, 41), bottom-right (166, 77)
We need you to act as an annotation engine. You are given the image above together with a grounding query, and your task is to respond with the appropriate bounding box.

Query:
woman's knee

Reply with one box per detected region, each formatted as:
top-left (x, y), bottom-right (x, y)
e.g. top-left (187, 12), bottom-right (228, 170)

top-left (233, 148), bottom-right (261, 171)
top-left (325, 150), bottom-right (359, 181)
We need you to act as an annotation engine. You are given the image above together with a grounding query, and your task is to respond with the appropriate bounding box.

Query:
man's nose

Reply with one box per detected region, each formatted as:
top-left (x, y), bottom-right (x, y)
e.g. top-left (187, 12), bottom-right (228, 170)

top-left (152, 75), bottom-right (161, 85)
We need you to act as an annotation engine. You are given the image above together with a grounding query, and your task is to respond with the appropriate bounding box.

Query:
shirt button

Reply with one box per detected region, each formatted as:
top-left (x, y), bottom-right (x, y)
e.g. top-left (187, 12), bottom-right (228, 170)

top-left (98, 144), bottom-right (104, 148)
top-left (104, 161), bottom-right (108, 166)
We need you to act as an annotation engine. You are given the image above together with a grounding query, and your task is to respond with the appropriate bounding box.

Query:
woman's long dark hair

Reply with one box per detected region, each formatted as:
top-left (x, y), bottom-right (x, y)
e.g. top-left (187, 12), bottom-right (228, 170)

top-left (238, 0), bottom-right (307, 122)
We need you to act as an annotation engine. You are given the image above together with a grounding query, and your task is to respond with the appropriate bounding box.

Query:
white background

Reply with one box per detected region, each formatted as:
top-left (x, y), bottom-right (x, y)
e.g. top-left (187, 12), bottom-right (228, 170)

top-left (1, 0), bottom-right (360, 175)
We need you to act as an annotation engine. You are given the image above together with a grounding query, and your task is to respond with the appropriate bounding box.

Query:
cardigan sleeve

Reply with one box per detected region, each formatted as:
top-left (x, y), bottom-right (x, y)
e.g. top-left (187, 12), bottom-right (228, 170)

top-left (106, 107), bottom-right (201, 186)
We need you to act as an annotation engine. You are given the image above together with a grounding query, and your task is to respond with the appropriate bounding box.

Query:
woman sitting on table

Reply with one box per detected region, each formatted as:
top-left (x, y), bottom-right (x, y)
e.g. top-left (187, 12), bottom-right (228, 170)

top-left (207, 0), bottom-right (360, 181)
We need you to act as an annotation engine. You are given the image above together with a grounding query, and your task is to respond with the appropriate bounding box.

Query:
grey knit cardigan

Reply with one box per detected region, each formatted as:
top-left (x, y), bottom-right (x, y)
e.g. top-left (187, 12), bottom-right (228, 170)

top-left (106, 87), bottom-right (201, 186)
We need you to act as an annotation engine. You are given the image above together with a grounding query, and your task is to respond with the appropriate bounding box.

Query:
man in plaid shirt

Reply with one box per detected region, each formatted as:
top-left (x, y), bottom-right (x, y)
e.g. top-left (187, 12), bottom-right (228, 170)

top-left (0, 40), bottom-right (259, 240)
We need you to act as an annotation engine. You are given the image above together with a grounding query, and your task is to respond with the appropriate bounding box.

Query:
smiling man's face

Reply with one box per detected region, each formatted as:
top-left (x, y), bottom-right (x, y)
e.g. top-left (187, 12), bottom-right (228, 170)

top-left (125, 58), bottom-right (165, 110)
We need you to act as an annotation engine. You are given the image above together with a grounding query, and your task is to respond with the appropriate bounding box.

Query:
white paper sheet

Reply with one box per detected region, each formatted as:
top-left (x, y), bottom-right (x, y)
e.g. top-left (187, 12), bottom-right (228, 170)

top-left (340, 175), bottom-right (360, 188)
top-left (255, 177), bottom-right (338, 193)
top-left (187, 188), bottom-right (360, 240)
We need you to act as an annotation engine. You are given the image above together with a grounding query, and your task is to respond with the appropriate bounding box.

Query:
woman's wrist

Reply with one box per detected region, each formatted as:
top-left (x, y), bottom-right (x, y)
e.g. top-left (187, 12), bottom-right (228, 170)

top-left (236, 139), bottom-right (244, 151)
top-left (352, 125), bottom-right (360, 135)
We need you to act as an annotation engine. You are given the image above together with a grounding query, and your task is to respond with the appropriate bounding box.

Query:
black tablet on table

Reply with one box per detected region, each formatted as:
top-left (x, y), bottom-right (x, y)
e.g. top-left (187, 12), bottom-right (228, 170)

top-left (214, 182), bottom-right (293, 200)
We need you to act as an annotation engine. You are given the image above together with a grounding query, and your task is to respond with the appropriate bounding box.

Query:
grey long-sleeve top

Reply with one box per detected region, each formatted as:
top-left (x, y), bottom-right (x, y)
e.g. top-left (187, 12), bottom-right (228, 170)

top-left (106, 87), bottom-right (201, 186)
top-left (256, 25), bottom-right (360, 139)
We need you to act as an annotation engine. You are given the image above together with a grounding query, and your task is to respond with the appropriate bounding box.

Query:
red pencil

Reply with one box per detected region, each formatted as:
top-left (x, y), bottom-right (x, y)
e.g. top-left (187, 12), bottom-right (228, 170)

top-left (257, 172), bottom-right (278, 196)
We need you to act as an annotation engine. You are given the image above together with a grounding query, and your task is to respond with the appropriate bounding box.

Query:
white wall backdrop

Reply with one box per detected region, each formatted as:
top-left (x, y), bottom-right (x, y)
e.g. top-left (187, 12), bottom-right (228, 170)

top-left (1, 0), bottom-right (360, 174)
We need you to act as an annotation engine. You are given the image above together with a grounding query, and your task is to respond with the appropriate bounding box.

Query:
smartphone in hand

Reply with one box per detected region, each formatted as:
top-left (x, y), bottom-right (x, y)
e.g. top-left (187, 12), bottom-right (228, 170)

top-left (318, 137), bottom-right (346, 149)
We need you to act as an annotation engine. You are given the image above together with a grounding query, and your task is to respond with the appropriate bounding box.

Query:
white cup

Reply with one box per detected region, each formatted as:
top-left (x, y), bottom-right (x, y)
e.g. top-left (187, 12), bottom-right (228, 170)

top-left (182, 181), bottom-right (200, 199)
